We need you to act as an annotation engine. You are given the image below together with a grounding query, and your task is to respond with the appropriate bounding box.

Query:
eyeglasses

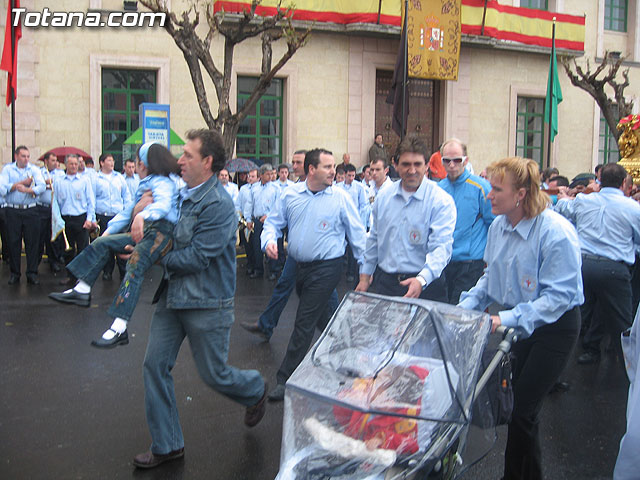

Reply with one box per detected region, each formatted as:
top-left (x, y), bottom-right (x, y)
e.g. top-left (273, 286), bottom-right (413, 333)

top-left (442, 156), bottom-right (467, 164)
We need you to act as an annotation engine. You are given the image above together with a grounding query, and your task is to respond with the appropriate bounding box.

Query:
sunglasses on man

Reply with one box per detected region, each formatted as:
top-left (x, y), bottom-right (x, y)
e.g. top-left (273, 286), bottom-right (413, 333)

top-left (442, 156), bottom-right (467, 164)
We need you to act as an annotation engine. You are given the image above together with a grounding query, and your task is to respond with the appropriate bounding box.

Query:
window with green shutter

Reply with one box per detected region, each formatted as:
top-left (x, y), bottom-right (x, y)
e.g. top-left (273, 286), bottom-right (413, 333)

top-left (516, 97), bottom-right (546, 168)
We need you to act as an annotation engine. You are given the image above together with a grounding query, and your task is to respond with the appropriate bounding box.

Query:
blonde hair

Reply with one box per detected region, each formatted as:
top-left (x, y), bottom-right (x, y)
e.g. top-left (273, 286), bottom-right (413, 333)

top-left (486, 157), bottom-right (549, 219)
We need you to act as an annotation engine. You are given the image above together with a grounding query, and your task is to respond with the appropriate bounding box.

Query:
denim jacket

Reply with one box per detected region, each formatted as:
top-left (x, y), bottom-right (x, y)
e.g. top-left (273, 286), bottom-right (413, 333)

top-left (162, 175), bottom-right (237, 309)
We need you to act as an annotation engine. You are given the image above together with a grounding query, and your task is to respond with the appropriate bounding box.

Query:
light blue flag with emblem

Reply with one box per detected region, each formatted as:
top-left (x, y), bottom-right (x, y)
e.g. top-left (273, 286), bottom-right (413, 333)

top-left (51, 186), bottom-right (65, 242)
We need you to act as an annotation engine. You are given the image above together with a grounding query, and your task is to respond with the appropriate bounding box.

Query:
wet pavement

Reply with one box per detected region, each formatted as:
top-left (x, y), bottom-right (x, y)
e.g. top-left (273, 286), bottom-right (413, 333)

top-left (0, 256), bottom-right (630, 480)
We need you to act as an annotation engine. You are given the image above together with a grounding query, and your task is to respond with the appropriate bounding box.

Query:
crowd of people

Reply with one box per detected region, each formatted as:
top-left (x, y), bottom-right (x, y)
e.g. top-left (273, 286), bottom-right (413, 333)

top-left (1, 131), bottom-right (638, 479)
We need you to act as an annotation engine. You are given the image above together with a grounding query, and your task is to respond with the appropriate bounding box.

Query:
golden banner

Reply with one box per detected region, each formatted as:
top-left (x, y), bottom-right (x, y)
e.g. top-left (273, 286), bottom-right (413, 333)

top-left (406, 0), bottom-right (462, 81)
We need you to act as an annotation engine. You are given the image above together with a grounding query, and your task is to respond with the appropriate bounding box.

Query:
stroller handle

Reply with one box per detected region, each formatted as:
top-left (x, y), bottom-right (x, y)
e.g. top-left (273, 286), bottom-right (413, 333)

top-left (471, 326), bottom-right (518, 406)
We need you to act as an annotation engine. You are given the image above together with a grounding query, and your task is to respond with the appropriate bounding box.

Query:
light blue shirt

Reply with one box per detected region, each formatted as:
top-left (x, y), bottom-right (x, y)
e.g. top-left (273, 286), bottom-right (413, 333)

top-left (458, 209), bottom-right (584, 338)
top-left (37, 166), bottom-right (64, 206)
top-left (54, 174), bottom-right (96, 221)
top-left (235, 182), bottom-right (252, 218)
top-left (277, 179), bottom-right (295, 190)
top-left (222, 181), bottom-right (239, 204)
top-left (124, 173), bottom-right (140, 198)
top-left (94, 170), bottom-right (131, 216)
top-left (245, 180), bottom-right (280, 219)
top-left (555, 188), bottom-right (640, 264)
top-left (261, 181), bottom-right (367, 263)
top-left (336, 180), bottom-right (370, 226)
top-left (105, 174), bottom-right (179, 234)
top-left (362, 177), bottom-right (456, 287)
top-left (0, 162), bottom-right (46, 206)
top-left (438, 170), bottom-right (495, 261)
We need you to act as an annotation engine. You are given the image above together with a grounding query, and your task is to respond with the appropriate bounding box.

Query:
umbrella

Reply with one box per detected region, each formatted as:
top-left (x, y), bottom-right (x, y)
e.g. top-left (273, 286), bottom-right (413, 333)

top-left (39, 146), bottom-right (92, 162)
top-left (123, 128), bottom-right (186, 145)
top-left (225, 157), bottom-right (258, 173)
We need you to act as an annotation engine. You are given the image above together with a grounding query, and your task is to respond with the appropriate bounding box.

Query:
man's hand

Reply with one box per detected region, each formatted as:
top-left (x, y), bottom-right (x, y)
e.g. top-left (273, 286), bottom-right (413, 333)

top-left (259, 215), bottom-right (267, 223)
top-left (490, 314), bottom-right (501, 333)
top-left (117, 244), bottom-right (135, 261)
top-left (266, 243), bottom-right (278, 260)
top-left (132, 190), bottom-right (153, 219)
top-left (556, 186), bottom-right (571, 200)
top-left (400, 277), bottom-right (422, 298)
top-left (246, 221), bottom-right (254, 231)
top-left (131, 214), bottom-right (145, 244)
top-left (355, 274), bottom-right (372, 292)
top-left (82, 220), bottom-right (93, 230)
top-left (21, 177), bottom-right (32, 187)
top-left (14, 184), bottom-right (29, 193)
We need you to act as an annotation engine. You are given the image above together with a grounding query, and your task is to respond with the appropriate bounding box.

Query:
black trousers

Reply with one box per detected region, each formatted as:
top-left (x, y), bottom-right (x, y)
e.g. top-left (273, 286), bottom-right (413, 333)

top-left (37, 205), bottom-right (64, 268)
top-left (276, 257), bottom-right (342, 385)
top-left (239, 226), bottom-right (256, 273)
top-left (96, 213), bottom-right (127, 278)
top-left (345, 243), bottom-right (359, 281)
top-left (504, 306), bottom-right (580, 480)
top-left (443, 259), bottom-right (485, 305)
top-left (369, 266), bottom-right (448, 303)
top-left (0, 206), bottom-right (10, 261)
top-left (62, 214), bottom-right (89, 264)
top-left (631, 253), bottom-right (640, 316)
top-left (252, 218), bottom-right (277, 276)
top-left (5, 206), bottom-right (40, 276)
top-left (581, 256), bottom-right (632, 359)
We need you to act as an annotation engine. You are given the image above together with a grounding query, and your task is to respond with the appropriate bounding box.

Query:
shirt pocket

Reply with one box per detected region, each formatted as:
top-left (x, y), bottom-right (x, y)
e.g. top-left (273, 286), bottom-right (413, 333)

top-left (516, 263), bottom-right (538, 302)
top-left (314, 216), bottom-right (333, 234)
top-left (174, 213), bottom-right (196, 247)
top-left (406, 222), bottom-right (428, 247)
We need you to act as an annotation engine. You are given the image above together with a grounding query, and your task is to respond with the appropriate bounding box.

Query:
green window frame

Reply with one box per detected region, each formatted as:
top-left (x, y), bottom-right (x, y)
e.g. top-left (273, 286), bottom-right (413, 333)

top-left (599, 111), bottom-right (620, 164)
top-left (102, 68), bottom-right (156, 170)
top-left (520, 0), bottom-right (548, 10)
top-left (516, 96), bottom-right (545, 168)
top-left (604, 0), bottom-right (627, 32)
top-left (236, 77), bottom-right (283, 166)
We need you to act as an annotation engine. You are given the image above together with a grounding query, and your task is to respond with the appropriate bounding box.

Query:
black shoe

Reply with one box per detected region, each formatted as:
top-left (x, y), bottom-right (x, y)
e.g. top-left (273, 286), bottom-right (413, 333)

top-left (268, 383), bottom-right (285, 402)
top-left (577, 351), bottom-right (600, 365)
top-left (240, 321), bottom-right (270, 341)
top-left (91, 329), bottom-right (129, 349)
top-left (48, 290), bottom-right (91, 307)
top-left (549, 381), bottom-right (570, 394)
top-left (26, 274), bottom-right (40, 285)
top-left (7, 274), bottom-right (19, 285)
top-left (249, 272), bottom-right (262, 279)
top-left (102, 272), bottom-right (112, 281)
top-left (133, 448), bottom-right (184, 469)
top-left (245, 382), bottom-right (268, 427)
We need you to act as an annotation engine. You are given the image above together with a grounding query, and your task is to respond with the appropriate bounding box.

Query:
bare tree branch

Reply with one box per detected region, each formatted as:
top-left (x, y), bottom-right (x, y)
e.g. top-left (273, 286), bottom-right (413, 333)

top-left (561, 51), bottom-right (634, 146)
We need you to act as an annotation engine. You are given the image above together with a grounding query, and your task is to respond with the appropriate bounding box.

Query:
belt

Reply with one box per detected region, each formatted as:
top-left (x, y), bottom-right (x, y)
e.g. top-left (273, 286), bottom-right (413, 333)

top-left (96, 212), bottom-right (115, 217)
top-left (377, 267), bottom-right (419, 283)
top-left (582, 253), bottom-right (627, 265)
top-left (6, 203), bottom-right (36, 209)
top-left (297, 257), bottom-right (341, 268)
top-left (36, 202), bottom-right (50, 207)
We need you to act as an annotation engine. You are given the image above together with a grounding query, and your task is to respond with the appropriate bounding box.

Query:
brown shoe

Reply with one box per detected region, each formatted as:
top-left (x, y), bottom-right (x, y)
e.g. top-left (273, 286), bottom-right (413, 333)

top-left (244, 382), bottom-right (268, 427)
top-left (132, 448), bottom-right (184, 469)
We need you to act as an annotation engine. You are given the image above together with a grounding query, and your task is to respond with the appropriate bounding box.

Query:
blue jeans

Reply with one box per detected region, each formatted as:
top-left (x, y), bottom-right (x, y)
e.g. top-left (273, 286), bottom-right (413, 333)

top-left (258, 256), bottom-right (339, 338)
top-left (143, 293), bottom-right (264, 454)
top-left (67, 219), bottom-right (173, 322)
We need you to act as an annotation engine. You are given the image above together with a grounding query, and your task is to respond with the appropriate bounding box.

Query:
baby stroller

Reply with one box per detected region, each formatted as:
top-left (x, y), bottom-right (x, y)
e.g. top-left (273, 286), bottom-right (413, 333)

top-left (275, 291), bottom-right (516, 480)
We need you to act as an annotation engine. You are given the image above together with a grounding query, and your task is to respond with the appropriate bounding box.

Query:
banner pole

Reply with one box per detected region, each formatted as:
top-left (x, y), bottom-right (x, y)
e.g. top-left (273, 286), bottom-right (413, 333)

top-left (546, 20), bottom-right (556, 168)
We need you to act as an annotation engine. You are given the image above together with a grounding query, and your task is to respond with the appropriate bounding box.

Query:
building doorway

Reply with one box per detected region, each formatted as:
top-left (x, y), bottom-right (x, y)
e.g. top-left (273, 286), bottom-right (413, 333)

top-left (374, 70), bottom-right (440, 160)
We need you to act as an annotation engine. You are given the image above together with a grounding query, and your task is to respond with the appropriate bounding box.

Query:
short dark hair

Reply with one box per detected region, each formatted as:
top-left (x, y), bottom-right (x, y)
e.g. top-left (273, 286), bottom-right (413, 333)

top-left (344, 164), bottom-right (357, 173)
top-left (548, 175), bottom-right (569, 187)
top-left (395, 134), bottom-right (428, 164)
top-left (137, 143), bottom-right (179, 177)
top-left (595, 164), bottom-right (604, 174)
top-left (186, 128), bottom-right (226, 172)
top-left (85, 158), bottom-right (94, 167)
top-left (293, 149), bottom-right (307, 156)
top-left (370, 157), bottom-right (388, 169)
top-left (600, 163), bottom-right (628, 189)
top-left (277, 164), bottom-right (290, 172)
top-left (304, 148), bottom-right (332, 174)
top-left (375, 133), bottom-right (382, 139)
top-left (362, 164), bottom-right (370, 173)
top-left (98, 153), bottom-right (113, 166)
top-left (124, 158), bottom-right (135, 166)
top-left (335, 164), bottom-right (346, 175)
top-left (14, 145), bottom-right (28, 156)
top-left (541, 167), bottom-right (559, 182)
top-left (43, 151), bottom-right (56, 161)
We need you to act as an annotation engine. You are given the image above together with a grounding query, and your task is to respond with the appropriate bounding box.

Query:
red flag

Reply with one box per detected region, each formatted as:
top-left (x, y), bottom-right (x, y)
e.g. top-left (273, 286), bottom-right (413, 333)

top-left (1, 0), bottom-right (21, 106)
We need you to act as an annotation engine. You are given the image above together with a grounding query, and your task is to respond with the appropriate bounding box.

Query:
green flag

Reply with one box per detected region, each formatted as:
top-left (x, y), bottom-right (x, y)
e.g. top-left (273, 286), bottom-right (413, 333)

top-left (544, 31), bottom-right (563, 143)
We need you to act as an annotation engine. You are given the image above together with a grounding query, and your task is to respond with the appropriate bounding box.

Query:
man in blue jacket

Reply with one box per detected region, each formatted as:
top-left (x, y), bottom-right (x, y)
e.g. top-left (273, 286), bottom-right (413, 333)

top-left (437, 138), bottom-right (495, 304)
top-left (132, 129), bottom-right (267, 469)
